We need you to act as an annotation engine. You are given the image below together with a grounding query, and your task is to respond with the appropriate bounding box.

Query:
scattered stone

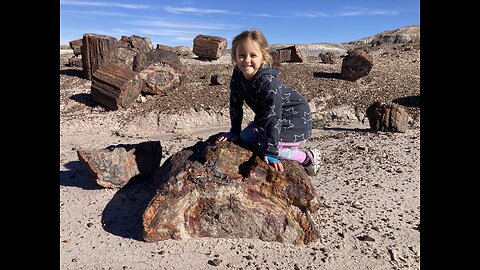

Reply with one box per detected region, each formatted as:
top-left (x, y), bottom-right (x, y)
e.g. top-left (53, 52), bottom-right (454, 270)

top-left (77, 141), bottom-right (162, 188)
top-left (208, 259), bottom-right (222, 266)
top-left (357, 235), bottom-right (375, 241)
top-left (193, 35), bottom-right (227, 60)
top-left (366, 101), bottom-right (409, 132)
top-left (340, 49), bottom-right (373, 81)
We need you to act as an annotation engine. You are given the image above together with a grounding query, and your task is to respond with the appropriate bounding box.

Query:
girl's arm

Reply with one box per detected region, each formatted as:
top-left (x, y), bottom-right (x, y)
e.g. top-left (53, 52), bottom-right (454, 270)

top-left (229, 72), bottom-right (244, 135)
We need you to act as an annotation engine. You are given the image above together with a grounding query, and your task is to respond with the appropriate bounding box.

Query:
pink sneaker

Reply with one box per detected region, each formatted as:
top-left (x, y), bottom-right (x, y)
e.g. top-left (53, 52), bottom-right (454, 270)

top-left (305, 148), bottom-right (321, 176)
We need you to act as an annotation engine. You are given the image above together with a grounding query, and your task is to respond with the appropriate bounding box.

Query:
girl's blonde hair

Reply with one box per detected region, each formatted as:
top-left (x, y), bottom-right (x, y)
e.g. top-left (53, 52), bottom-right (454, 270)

top-left (231, 29), bottom-right (272, 66)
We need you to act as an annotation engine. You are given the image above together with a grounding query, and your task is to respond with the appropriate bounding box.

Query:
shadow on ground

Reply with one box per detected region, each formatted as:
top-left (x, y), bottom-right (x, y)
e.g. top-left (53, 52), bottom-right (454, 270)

top-left (322, 127), bottom-right (372, 132)
top-left (313, 72), bottom-right (341, 79)
top-left (70, 93), bottom-right (98, 107)
top-left (392, 95), bottom-right (420, 107)
top-left (101, 177), bottom-right (157, 241)
top-left (60, 69), bottom-right (84, 78)
top-left (60, 160), bottom-right (103, 190)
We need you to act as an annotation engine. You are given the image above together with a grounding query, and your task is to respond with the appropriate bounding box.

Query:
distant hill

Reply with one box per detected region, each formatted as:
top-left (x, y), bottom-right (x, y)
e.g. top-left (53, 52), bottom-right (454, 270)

top-left (270, 25), bottom-right (420, 56)
top-left (347, 25), bottom-right (420, 45)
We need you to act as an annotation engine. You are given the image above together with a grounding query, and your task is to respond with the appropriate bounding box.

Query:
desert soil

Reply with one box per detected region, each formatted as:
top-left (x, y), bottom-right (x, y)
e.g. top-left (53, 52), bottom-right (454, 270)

top-left (60, 45), bottom-right (420, 269)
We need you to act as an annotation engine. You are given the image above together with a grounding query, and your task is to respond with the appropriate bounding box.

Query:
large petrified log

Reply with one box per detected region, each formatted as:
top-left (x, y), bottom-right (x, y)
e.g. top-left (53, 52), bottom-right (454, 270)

top-left (193, 35), bottom-right (227, 60)
top-left (81, 33), bottom-right (118, 80)
top-left (143, 137), bottom-right (322, 245)
top-left (340, 48), bottom-right (373, 81)
top-left (77, 141), bottom-right (162, 188)
top-left (366, 101), bottom-right (409, 132)
top-left (91, 64), bottom-right (143, 110)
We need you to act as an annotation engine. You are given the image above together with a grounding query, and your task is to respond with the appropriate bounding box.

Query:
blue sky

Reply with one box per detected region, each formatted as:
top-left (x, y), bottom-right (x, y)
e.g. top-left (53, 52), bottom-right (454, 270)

top-left (60, 0), bottom-right (420, 48)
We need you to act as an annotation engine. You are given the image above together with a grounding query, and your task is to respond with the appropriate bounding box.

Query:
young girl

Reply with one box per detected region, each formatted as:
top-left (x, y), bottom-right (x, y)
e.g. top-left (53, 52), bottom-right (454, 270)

top-left (217, 29), bottom-right (320, 176)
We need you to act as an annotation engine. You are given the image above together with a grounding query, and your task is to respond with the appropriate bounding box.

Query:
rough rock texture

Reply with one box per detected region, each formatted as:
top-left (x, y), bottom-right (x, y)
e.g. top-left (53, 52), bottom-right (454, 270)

top-left (90, 64), bottom-right (144, 110)
top-left (193, 35), bottom-right (227, 60)
top-left (340, 49), bottom-right (374, 81)
top-left (366, 101), bottom-right (409, 132)
top-left (319, 52), bottom-right (339, 64)
top-left (69, 38), bottom-right (83, 57)
top-left (143, 137), bottom-right (322, 244)
top-left (77, 141), bottom-right (162, 188)
top-left (348, 25), bottom-right (420, 46)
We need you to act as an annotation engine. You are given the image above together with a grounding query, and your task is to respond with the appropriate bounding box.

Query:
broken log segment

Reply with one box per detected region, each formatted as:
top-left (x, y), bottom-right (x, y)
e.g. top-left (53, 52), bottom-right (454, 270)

top-left (81, 33), bottom-right (118, 80)
top-left (91, 64), bottom-right (143, 110)
top-left (77, 141), bottom-right (162, 188)
top-left (366, 101), bottom-right (409, 132)
top-left (193, 35), bottom-right (227, 60)
top-left (340, 48), bottom-right (373, 81)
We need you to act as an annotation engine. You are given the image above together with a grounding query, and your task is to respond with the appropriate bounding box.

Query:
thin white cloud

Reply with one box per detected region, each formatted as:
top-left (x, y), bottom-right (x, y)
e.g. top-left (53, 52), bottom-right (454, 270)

top-left (251, 13), bottom-right (288, 18)
top-left (129, 19), bottom-right (238, 31)
top-left (336, 7), bottom-right (399, 17)
top-left (164, 6), bottom-right (239, 15)
top-left (290, 7), bottom-right (399, 18)
top-left (60, 0), bottom-right (151, 10)
top-left (137, 28), bottom-right (199, 37)
top-left (290, 11), bottom-right (329, 18)
top-left (61, 10), bottom-right (137, 17)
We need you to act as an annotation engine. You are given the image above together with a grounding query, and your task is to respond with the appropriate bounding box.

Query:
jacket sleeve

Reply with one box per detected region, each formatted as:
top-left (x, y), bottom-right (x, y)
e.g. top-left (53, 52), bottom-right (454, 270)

top-left (229, 73), bottom-right (244, 135)
top-left (257, 78), bottom-right (282, 157)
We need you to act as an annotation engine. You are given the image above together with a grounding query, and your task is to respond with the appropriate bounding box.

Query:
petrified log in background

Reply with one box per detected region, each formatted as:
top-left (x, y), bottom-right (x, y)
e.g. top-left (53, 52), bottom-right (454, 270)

top-left (143, 137), bottom-right (322, 245)
top-left (116, 35), bottom-right (154, 70)
top-left (69, 39), bottom-right (83, 57)
top-left (192, 35), bottom-right (227, 60)
top-left (319, 52), bottom-right (339, 64)
top-left (366, 101), bottom-right (409, 132)
top-left (91, 64), bottom-right (143, 110)
top-left (77, 141), bottom-right (162, 188)
top-left (133, 49), bottom-right (184, 95)
top-left (340, 49), bottom-right (373, 81)
top-left (270, 49), bottom-right (291, 67)
top-left (81, 34), bottom-right (118, 80)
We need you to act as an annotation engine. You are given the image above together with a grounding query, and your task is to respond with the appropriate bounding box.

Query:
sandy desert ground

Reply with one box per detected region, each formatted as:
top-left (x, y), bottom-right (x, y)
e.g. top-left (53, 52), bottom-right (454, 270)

top-left (60, 42), bottom-right (420, 269)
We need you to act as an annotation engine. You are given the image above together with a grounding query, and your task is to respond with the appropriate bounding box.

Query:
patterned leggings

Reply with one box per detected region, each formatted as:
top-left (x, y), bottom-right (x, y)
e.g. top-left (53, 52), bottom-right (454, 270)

top-left (239, 121), bottom-right (307, 163)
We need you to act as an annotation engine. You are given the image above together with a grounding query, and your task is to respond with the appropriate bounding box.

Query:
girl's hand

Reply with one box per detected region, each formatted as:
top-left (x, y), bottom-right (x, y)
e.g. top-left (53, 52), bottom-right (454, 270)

top-left (216, 132), bottom-right (238, 143)
top-left (264, 155), bottom-right (284, 172)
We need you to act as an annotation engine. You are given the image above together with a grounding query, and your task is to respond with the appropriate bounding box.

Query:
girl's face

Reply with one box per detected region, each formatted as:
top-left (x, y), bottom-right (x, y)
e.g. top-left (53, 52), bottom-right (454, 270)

top-left (234, 38), bottom-right (265, 80)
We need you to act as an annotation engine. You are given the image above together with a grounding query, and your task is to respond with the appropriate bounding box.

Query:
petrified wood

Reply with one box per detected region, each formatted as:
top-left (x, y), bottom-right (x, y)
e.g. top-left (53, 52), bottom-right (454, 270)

top-left (366, 101), bottom-right (409, 132)
top-left (68, 38), bottom-right (83, 57)
top-left (91, 64), bottom-right (143, 110)
top-left (77, 141), bottom-right (162, 188)
top-left (81, 33), bottom-right (118, 80)
top-left (192, 35), bottom-right (227, 60)
top-left (133, 49), bottom-right (184, 95)
top-left (340, 49), bottom-right (373, 81)
top-left (143, 137), bottom-right (322, 245)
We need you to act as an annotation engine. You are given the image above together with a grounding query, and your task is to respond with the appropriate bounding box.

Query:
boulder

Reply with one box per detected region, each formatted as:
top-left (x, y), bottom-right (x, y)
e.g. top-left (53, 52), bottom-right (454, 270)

top-left (143, 137), bottom-right (322, 245)
top-left (77, 141), bottom-right (162, 188)
top-left (366, 102), bottom-right (409, 132)
top-left (340, 49), bottom-right (373, 81)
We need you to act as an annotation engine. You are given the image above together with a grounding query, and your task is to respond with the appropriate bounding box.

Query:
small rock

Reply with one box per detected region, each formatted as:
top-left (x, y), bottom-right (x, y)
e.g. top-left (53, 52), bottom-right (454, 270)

top-left (208, 259), bottom-right (222, 266)
top-left (351, 200), bottom-right (363, 209)
top-left (357, 235), bottom-right (375, 241)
